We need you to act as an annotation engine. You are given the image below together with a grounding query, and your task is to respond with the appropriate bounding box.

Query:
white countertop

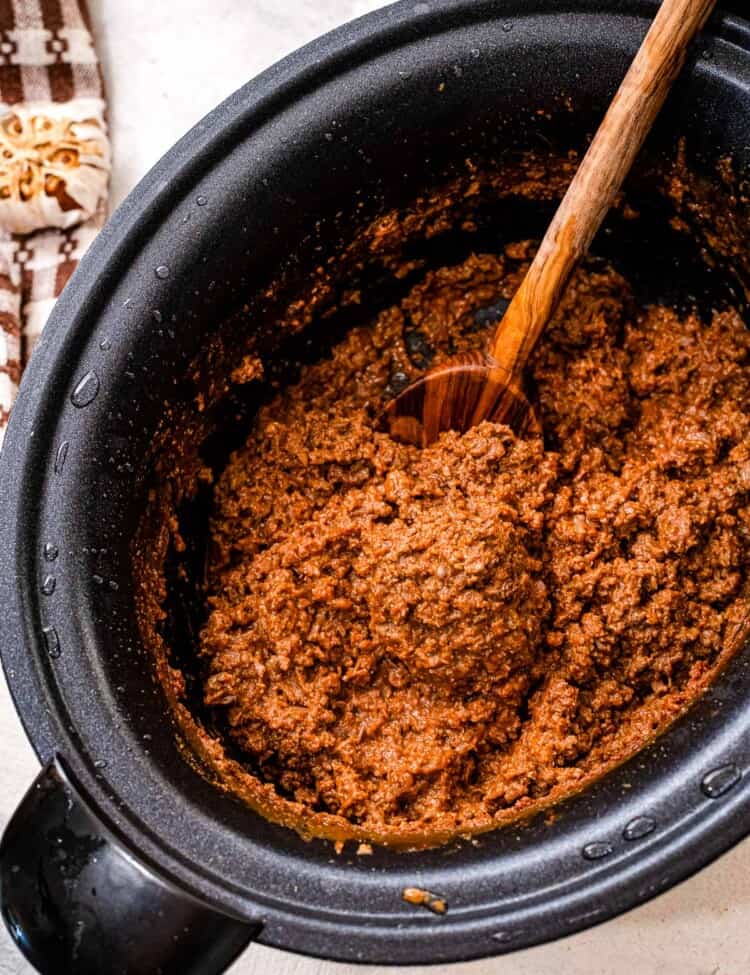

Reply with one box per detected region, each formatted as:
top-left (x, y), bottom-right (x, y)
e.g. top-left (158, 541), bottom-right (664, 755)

top-left (0, 1), bottom-right (747, 972)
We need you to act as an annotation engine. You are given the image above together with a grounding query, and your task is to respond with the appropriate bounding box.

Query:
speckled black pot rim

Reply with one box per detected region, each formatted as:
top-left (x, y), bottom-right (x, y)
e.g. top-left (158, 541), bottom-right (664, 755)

top-left (1, 0), bottom-right (750, 967)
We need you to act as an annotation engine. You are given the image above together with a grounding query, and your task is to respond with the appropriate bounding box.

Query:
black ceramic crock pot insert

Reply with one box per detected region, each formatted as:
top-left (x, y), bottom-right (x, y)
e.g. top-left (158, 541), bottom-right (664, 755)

top-left (1, 1), bottom-right (750, 971)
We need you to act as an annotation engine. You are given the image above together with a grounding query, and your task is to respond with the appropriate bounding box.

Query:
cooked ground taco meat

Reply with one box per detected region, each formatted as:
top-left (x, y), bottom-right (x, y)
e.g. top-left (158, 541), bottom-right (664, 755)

top-left (199, 245), bottom-right (750, 838)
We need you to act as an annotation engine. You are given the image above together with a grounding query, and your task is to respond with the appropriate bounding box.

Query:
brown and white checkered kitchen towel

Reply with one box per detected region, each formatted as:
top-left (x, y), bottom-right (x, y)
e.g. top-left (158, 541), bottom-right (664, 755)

top-left (0, 0), bottom-right (109, 446)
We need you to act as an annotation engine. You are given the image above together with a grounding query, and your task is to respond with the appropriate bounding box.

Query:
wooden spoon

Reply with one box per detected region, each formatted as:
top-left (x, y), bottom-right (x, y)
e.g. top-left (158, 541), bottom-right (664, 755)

top-left (385, 0), bottom-right (718, 447)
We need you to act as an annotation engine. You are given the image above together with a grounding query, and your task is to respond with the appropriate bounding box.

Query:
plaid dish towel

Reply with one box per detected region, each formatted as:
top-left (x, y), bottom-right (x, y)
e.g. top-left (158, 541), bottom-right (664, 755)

top-left (0, 0), bottom-right (109, 446)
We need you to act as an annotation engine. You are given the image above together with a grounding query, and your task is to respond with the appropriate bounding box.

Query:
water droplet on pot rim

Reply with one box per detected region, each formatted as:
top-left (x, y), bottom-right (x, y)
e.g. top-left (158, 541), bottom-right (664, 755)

top-left (71, 370), bottom-right (100, 408)
top-left (623, 815), bottom-right (656, 841)
top-left (701, 763), bottom-right (741, 799)
top-left (54, 441), bottom-right (69, 474)
top-left (43, 626), bottom-right (61, 658)
top-left (582, 841), bottom-right (613, 861)
top-left (41, 575), bottom-right (56, 595)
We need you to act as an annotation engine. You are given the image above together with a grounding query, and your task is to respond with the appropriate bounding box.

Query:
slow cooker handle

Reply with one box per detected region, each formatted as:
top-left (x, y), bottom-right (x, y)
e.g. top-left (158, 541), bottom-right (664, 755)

top-left (0, 758), bottom-right (260, 974)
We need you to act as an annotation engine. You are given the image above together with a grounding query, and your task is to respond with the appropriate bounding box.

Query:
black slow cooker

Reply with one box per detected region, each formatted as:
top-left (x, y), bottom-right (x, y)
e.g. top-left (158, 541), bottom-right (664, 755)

top-left (2, 1), bottom-right (750, 972)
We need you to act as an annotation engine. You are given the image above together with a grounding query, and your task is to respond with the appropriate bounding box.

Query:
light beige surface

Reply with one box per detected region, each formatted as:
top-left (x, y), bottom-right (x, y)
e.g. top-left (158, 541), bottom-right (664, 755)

top-left (0, 1), bottom-right (747, 972)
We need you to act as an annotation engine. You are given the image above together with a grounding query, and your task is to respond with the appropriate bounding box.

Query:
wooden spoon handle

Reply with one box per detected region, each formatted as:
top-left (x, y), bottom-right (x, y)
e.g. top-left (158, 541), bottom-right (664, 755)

top-left (488, 0), bottom-right (718, 375)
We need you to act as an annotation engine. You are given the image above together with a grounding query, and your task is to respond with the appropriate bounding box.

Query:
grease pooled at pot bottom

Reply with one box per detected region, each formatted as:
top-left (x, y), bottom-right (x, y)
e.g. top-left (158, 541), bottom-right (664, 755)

top-left (198, 245), bottom-right (750, 845)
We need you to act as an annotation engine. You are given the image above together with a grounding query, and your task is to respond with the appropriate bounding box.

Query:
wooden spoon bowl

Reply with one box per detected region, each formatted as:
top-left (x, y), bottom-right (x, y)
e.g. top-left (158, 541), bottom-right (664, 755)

top-left (385, 351), bottom-right (540, 447)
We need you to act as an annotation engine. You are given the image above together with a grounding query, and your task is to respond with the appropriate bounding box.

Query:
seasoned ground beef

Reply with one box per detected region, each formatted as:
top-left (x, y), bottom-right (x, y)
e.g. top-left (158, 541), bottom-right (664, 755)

top-left (199, 246), bottom-right (750, 839)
